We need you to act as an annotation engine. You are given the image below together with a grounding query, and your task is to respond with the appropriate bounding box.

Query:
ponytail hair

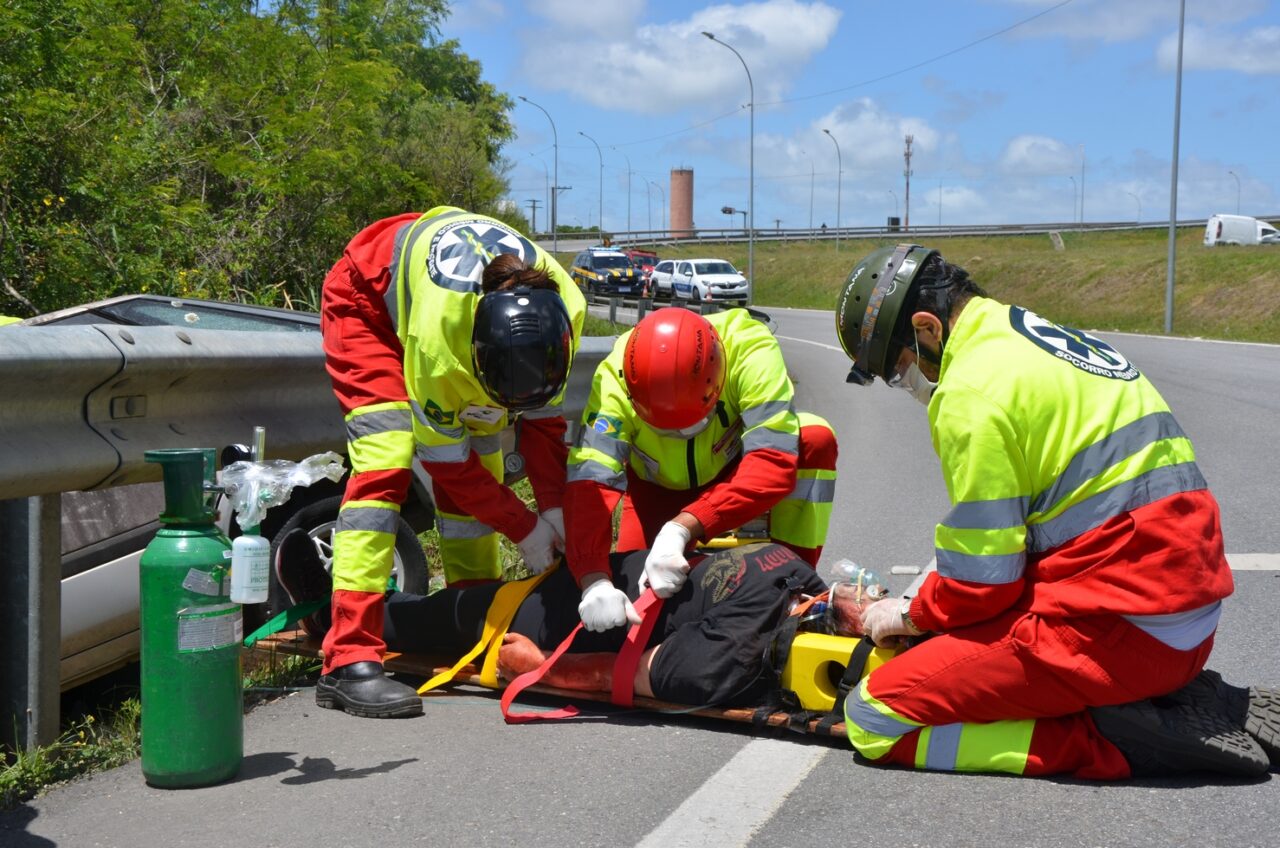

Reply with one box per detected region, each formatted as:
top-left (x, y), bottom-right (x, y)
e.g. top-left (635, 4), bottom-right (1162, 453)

top-left (482, 253), bottom-right (558, 293)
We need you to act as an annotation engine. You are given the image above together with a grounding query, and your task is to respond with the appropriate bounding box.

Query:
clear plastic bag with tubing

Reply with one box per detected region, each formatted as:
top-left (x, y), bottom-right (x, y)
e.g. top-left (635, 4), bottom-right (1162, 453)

top-left (219, 451), bottom-right (347, 531)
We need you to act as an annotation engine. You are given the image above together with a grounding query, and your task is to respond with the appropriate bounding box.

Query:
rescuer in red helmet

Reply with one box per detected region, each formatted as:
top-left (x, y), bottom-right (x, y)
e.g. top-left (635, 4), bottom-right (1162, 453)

top-left (564, 307), bottom-right (839, 632)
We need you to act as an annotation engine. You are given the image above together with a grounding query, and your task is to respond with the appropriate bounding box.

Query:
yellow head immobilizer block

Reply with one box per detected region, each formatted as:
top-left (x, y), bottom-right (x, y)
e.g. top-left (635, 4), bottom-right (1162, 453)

top-left (780, 632), bottom-right (899, 712)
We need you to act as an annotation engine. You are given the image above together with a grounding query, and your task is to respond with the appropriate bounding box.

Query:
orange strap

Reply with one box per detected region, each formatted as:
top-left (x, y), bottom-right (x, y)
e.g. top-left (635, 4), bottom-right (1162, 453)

top-left (501, 589), bottom-right (663, 723)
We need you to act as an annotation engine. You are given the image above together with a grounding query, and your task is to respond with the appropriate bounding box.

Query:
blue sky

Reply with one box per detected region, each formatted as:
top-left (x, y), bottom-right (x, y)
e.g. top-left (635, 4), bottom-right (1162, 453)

top-left (442, 0), bottom-right (1280, 234)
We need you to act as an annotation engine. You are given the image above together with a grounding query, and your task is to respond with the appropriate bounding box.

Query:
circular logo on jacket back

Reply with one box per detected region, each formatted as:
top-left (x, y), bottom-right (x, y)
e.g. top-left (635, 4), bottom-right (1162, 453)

top-left (1009, 306), bottom-right (1140, 381)
top-left (427, 219), bottom-right (538, 293)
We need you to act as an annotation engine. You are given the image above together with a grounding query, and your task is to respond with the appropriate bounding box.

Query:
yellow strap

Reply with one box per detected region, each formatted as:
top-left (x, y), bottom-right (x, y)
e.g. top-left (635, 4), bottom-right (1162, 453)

top-left (416, 564), bottom-right (556, 694)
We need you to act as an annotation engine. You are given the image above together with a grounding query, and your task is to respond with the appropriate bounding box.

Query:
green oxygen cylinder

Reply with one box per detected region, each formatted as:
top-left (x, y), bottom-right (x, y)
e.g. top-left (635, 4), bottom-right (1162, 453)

top-left (139, 448), bottom-right (243, 788)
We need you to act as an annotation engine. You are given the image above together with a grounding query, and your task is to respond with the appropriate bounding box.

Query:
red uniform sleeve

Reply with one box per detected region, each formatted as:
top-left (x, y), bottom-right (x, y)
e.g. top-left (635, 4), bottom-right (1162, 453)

top-left (563, 479), bottom-right (623, 586)
top-left (421, 453), bottom-right (538, 543)
top-left (681, 447), bottom-right (798, 540)
top-left (519, 415), bottom-right (569, 512)
top-left (908, 571), bottom-right (1024, 633)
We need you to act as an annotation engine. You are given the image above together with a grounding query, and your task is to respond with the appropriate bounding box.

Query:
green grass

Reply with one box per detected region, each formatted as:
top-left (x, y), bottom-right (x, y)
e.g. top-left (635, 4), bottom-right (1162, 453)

top-left (562, 228), bottom-right (1280, 343)
top-left (1, 651), bottom-right (324, 810)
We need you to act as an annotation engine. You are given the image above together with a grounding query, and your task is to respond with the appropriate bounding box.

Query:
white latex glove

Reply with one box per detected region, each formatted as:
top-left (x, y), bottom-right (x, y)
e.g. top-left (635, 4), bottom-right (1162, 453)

top-left (862, 597), bottom-right (918, 647)
top-left (639, 521), bottom-right (693, 598)
top-left (578, 578), bottom-right (641, 632)
top-left (541, 507), bottom-right (566, 552)
top-left (517, 515), bottom-right (558, 574)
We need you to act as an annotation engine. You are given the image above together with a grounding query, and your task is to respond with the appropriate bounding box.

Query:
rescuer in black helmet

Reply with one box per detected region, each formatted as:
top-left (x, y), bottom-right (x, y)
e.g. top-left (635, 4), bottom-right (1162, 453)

top-left (316, 208), bottom-right (585, 719)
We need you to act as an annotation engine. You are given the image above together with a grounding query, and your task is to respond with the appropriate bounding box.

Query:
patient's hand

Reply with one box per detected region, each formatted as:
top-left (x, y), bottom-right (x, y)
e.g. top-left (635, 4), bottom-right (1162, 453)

top-left (497, 632), bottom-right (547, 681)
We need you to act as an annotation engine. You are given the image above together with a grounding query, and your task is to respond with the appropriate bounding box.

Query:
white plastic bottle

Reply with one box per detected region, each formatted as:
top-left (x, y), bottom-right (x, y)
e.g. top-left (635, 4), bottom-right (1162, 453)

top-left (229, 526), bottom-right (270, 604)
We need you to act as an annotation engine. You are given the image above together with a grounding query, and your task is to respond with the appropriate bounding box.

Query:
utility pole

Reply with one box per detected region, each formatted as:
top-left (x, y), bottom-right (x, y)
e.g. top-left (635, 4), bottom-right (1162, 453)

top-left (774, 218), bottom-right (782, 230)
top-left (525, 198), bottom-right (541, 234)
top-left (904, 134), bottom-right (914, 233)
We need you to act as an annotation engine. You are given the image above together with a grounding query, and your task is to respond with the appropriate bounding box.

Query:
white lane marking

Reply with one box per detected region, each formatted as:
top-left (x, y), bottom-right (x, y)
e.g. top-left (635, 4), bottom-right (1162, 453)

top-left (634, 738), bottom-right (826, 848)
top-left (775, 334), bottom-right (845, 352)
top-left (1229, 554), bottom-right (1280, 571)
top-left (1090, 329), bottom-right (1280, 349)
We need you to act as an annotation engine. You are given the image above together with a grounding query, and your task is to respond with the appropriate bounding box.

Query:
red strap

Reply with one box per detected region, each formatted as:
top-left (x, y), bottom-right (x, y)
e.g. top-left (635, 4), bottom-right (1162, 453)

top-left (500, 589), bottom-right (664, 723)
top-left (610, 591), bottom-right (664, 707)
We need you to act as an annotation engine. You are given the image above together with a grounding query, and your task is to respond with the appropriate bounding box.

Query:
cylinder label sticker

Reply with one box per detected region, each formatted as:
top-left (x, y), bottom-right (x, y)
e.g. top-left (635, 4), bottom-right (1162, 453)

top-left (177, 603), bottom-right (243, 652)
top-left (181, 569), bottom-right (222, 597)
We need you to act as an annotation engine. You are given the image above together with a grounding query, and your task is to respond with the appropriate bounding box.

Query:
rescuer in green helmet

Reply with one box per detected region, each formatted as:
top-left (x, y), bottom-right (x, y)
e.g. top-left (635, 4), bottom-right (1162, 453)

top-left (831, 243), bottom-right (1280, 780)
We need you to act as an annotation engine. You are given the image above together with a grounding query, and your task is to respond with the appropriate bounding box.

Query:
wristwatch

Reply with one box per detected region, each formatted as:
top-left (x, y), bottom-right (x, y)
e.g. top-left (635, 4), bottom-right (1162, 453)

top-left (899, 597), bottom-right (923, 636)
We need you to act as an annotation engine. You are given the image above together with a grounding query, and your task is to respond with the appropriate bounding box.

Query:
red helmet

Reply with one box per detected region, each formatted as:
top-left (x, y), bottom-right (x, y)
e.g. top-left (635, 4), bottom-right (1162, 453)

top-left (623, 308), bottom-right (726, 430)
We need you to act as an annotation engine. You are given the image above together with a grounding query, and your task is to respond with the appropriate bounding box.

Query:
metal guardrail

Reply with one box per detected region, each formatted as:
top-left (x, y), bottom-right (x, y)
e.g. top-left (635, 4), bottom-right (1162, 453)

top-left (0, 323), bottom-right (613, 750)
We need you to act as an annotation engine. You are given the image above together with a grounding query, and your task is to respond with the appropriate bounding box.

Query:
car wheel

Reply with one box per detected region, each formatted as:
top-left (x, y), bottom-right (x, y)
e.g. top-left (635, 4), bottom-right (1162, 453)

top-left (266, 495), bottom-right (430, 615)
top-left (690, 288), bottom-right (702, 304)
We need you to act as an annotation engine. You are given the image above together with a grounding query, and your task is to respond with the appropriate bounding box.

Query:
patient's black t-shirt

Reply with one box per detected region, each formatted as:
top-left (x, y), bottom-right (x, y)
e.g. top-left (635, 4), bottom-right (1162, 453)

top-left (384, 542), bottom-right (827, 707)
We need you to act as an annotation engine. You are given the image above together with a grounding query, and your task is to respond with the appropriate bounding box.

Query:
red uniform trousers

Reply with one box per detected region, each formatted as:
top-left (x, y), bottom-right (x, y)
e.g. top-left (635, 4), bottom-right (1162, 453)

top-left (853, 609), bottom-right (1213, 779)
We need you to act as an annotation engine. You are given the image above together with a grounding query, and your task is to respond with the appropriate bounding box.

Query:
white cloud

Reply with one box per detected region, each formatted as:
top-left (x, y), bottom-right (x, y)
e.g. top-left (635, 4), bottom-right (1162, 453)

top-left (1158, 25), bottom-right (1280, 74)
top-left (999, 134), bottom-right (1079, 175)
top-left (525, 0), bottom-right (645, 36)
top-left (812, 98), bottom-right (941, 172)
top-left (520, 1), bottom-right (841, 112)
top-left (445, 0), bottom-right (506, 31)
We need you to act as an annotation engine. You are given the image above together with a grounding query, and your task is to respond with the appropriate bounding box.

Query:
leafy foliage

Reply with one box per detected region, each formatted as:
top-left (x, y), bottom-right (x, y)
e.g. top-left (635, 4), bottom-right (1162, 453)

top-left (0, 0), bottom-right (518, 316)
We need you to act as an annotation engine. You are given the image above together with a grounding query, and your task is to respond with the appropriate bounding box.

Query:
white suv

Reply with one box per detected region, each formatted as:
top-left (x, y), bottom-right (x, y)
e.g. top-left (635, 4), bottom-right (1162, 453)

top-left (670, 258), bottom-right (749, 305)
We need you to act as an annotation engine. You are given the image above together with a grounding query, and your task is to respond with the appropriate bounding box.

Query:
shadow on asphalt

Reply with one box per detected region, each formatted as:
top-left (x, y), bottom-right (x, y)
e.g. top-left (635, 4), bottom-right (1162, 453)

top-left (234, 751), bottom-right (419, 786)
top-left (0, 804), bottom-right (56, 847)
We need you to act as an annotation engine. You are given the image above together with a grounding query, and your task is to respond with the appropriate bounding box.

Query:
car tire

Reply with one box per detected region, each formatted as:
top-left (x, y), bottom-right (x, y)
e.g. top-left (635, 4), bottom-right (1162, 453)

top-left (266, 495), bottom-right (430, 616)
top-left (690, 288), bottom-right (703, 304)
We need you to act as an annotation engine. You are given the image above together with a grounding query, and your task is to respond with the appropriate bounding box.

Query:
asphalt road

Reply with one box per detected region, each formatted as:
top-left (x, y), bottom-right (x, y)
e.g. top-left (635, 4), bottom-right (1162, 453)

top-left (5, 303), bottom-right (1279, 848)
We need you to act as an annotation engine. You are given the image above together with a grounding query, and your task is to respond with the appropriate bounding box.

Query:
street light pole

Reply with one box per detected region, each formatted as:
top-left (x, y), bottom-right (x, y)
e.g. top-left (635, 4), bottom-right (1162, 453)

top-left (1165, 0), bottom-right (1186, 334)
top-left (579, 130), bottom-right (603, 236)
top-left (799, 150), bottom-right (815, 240)
top-left (653, 179), bottom-right (666, 236)
top-left (1080, 144), bottom-right (1086, 225)
top-left (644, 179), bottom-right (653, 233)
top-left (1127, 191), bottom-right (1142, 225)
top-left (519, 96), bottom-right (558, 252)
top-left (612, 146), bottom-right (632, 238)
top-left (1228, 170), bottom-right (1241, 215)
top-left (703, 31), bottom-right (754, 303)
top-left (1069, 176), bottom-right (1077, 226)
top-left (823, 128), bottom-right (841, 250)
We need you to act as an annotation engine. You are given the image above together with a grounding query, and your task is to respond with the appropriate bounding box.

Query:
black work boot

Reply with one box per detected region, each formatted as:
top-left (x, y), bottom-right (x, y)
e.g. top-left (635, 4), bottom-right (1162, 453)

top-left (274, 528), bottom-right (333, 638)
top-left (1157, 669), bottom-right (1280, 766)
top-left (316, 661), bottom-right (424, 718)
top-left (1090, 698), bottom-right (1268, 778)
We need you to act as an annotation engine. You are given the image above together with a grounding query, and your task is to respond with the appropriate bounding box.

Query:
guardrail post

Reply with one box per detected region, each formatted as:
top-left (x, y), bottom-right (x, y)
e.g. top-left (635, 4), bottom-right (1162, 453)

top-left (0, 495), bottom-right (61, 752)
top-left (637, 297), bottom-right (652, 320)
top-left (609, 298), bottom-right (619, 323)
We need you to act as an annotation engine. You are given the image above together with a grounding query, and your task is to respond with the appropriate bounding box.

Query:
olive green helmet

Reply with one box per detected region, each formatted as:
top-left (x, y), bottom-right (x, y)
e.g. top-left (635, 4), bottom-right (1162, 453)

top-left (835, 243), bottom-right (939, 385)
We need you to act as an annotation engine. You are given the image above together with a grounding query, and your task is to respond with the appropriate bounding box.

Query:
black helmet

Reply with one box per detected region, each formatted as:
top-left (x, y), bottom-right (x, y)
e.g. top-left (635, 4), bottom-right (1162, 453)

top-left (835, 243), bottom-right (939, 385)
top-left (472, 286), bottom-right (573, 410)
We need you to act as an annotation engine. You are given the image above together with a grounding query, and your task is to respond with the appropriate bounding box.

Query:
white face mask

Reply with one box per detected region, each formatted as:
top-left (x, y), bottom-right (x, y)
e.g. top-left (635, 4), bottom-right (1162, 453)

top-left (888, 332), bottom-right (937, 406)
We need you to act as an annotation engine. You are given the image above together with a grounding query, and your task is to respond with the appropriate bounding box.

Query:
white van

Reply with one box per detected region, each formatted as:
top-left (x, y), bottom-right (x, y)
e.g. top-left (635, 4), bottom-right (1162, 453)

top-left (1204, 214), bottom-right (1278, 246)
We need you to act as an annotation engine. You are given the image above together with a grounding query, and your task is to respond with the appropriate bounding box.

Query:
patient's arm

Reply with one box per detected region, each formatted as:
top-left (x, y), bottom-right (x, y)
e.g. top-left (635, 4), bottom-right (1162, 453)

top-left (496, 632), bottom-right (656, 698)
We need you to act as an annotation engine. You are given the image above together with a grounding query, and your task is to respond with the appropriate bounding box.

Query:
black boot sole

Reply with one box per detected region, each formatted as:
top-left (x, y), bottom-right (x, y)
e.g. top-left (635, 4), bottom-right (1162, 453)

top-left (1160, 671), bottom-right (1280, 767)
top-left (1092, 701), bottom-right (1269, 778)
top-left (1244, 687), bottom-right (1280, 764)
top-left (315, 681), bottom-right (424, 719)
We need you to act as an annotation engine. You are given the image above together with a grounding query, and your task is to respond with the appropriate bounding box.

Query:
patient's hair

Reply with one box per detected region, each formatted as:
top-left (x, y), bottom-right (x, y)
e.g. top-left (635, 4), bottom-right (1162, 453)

top-left (482, 253), bottom-right (558, 293)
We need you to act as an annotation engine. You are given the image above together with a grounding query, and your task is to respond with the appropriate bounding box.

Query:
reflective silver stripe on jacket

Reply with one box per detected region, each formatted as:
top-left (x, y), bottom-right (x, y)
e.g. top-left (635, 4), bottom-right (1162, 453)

top-left (1124, 601), bottom-right (1221, 650)
top-left (742, 427), bottom-right (798, 455)
top-left (336, 505), bottom-right (400, 534)
top-left (522, 405), bottom-right (564, 420)
top-left (1032, 412), bottom-right (1186, 515)
top-left (580, 428), bottom-right (630, 463)
top-left (923, 724), bottom-right (964, 771)
top-left (416, 441), bottom-right (471, 464)
top-left (346, 409), bottom-right (413, 442)
top-left (786, 477), bottom-right (835, 503)
top-left (1027, 462), bottom-right (1207, 553)
top-left (567, 459), bottom-right (627, 489)
top-left (384, 221), bottom-right (416, 332)
top-left (471, 433), bottom-right (502, 456)
top-left (935, 549), bottom-right (1026, 584)
top-left (437, 516), bottom-right (495, 539)
top-left (942, 496), bottom-right (1029, 531)
top-left (741, 400), bottom-right (794, 429)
